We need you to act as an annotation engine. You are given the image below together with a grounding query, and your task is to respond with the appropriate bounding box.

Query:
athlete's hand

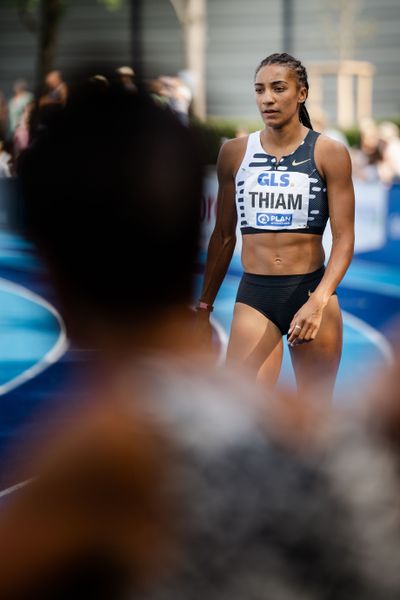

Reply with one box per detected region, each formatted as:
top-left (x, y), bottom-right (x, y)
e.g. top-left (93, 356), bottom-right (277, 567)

top-left (287, 297), bottom-right (325, 347)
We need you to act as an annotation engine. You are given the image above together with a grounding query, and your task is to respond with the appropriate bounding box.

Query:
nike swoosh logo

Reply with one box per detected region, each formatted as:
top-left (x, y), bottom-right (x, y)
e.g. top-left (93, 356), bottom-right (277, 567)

top-left (292, 159), bottom-right (311, 166)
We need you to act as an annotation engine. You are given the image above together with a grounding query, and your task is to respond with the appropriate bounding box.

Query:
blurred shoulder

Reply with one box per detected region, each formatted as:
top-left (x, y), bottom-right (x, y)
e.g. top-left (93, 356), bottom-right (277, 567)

top-left (131, 356), bottom-right (269, 453)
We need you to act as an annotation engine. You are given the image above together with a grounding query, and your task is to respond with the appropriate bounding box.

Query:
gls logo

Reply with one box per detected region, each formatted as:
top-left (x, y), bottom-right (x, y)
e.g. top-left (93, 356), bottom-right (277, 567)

top-left (257, 172), bottom-right (290, 187)
top-left (257, 213), bottom-right (293, 226)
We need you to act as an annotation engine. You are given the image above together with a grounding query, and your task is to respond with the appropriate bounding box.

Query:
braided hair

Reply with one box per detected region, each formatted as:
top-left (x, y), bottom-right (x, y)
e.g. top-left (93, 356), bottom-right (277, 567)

top-left (255, 53), bottom-right (313, 129)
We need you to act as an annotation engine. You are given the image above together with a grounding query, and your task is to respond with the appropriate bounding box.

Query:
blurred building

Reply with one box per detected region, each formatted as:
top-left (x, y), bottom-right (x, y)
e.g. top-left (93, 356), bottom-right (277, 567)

top-left (0, 0), bottom-right (399, 124)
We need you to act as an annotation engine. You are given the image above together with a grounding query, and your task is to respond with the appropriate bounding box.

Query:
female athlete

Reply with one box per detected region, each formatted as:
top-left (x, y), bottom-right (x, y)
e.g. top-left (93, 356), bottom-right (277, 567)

top-left (197, 53), bottom-right (355, 399)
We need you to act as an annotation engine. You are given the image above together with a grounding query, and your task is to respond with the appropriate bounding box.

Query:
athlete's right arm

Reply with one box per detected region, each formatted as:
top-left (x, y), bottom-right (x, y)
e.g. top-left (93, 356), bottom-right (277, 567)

top-left (199, 138), bottom-right (240, 308)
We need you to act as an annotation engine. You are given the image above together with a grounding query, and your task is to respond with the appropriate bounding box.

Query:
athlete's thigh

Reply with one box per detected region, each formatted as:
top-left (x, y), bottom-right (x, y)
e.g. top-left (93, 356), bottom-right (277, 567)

top-left (226, 302), bottom-right (283, 385)
top-left (289, 295), bottom-right (342, 398)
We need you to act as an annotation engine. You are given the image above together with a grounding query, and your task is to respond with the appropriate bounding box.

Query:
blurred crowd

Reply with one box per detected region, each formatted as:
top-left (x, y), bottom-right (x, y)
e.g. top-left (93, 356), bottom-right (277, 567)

top-left (0, 66), bottom-right (193, 178)
top-left (351, 118), bottom-right (400, 185)
top-left (0, 72), bottom-right (400, 600)
top-left (305, 108), bottom-right (400, 186)
top-left (2, 66), bottom-right (400, 188)
top-left (0, 70), bottom-right (67, 177)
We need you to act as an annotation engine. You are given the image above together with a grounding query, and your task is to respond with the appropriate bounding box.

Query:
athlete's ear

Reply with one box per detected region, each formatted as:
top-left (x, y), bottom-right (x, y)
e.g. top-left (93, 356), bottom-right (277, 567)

top-left (298, 86), bottom-right (307, 104)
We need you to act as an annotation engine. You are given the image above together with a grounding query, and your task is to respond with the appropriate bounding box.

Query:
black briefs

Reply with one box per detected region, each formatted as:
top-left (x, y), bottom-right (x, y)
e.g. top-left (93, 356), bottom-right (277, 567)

top-left (235, 266), bottom-right (335, 336)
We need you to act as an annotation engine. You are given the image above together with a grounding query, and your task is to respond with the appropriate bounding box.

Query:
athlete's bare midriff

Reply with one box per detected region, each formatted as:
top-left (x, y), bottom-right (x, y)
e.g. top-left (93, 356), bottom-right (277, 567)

top-left (241, 231), bottom-right (325, 275)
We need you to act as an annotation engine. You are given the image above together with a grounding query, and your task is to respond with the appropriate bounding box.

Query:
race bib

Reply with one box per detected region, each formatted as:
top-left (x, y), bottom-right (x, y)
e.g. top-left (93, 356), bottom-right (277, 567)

top-left (239, 169), bottom-right (310, 230)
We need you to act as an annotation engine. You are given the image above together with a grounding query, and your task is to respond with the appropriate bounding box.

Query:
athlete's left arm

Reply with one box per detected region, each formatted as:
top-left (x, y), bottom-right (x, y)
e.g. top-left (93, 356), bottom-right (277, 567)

top-left (288, 138), bottom-right (354, 345)
top-left (314, 137), bottom-right (355, 302)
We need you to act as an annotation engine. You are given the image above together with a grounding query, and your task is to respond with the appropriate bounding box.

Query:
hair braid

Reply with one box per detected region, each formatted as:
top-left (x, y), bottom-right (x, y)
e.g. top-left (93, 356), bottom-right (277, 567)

top-left (255, 53), bottom-right (313, 129)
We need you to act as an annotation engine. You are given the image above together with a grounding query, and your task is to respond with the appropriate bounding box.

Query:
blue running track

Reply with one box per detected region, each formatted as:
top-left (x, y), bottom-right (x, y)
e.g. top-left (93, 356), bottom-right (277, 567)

top-left (1, 181), bottom-right (400, 495)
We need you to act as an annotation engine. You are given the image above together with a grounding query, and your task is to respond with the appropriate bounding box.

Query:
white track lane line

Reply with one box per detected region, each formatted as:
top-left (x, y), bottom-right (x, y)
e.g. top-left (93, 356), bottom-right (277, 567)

top-left (342, 310), bottom-right (394, 364)
top-left (0, 277), bottom-right (69, 396)
top-left (0, 478), bottom-right (32, 499)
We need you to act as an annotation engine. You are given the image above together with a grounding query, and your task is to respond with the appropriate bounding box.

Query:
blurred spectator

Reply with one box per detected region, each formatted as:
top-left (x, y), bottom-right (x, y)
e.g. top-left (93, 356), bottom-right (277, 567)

top-left (310, 107), bottom-right (349, 146)
top-left (0, 136), bottom-right (12, 178)
top-left (8, 79), bottom-right (33, 137)
top-left (235, 126), bottom-right (249, 138)
top-left (116, 65), bottom-right (137, 92)
top-left (148, 77), bottom-right (170, 107)
top-left (351, 118), bottom-right (382, 182)
top-left (159, 74), bottom-right (192, 125)
top-left (377, 121), bottom-right (400, 185)
top-left (39, 70), bottom-right (68, 107)
top-left (0, 90), bottom-right (8, 139)
top-left (13, 100), bottom-right (34, 163)
top-left (91, 74), bottom-right (109, 87)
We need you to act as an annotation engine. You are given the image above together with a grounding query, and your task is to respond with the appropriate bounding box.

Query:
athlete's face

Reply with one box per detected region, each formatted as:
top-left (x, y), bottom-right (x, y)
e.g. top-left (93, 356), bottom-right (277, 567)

top-left (254, 64), bottom-right (307, 128)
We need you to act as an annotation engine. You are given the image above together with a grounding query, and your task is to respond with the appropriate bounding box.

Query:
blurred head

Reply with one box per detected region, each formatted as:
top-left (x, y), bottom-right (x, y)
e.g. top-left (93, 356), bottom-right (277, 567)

top-left (116, 66), bottom-right (134, 78)
top-left (359, 118), bottom-right (381, 160)
top-left (45, 70), bottom-right (63, 90)
top-left (255, 52), bottom-right (312, 129)
top-left (116, 66), bottom-right (135, 89)
top-left (19, 75), bottom-right (203, 345)
top-left (378, 121), bottom-right (400, 144)
top-left (13, 78), bottom-right (29, 95)
top-left (149, 78), bottom-right (166, 96)
top-left (310, 107), bottom-right (329, 133)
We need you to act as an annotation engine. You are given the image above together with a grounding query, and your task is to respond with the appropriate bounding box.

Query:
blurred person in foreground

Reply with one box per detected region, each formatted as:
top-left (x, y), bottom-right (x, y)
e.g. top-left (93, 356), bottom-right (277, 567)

top-left (0, 402), bottom-right (174, 600)
top-left (2, 77), bottom-right (205, 597)
top-left (5, 74), bottom-right (400, 600)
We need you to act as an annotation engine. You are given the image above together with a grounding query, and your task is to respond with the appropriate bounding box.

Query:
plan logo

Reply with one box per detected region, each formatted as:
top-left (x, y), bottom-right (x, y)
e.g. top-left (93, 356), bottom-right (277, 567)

top-left (256, 213), bottom-right (293, 226)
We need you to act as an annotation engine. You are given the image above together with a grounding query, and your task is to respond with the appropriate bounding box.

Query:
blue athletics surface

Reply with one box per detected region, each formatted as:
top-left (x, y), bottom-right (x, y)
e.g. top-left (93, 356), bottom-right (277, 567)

top-left (0, 180), bottom-right (400, 496)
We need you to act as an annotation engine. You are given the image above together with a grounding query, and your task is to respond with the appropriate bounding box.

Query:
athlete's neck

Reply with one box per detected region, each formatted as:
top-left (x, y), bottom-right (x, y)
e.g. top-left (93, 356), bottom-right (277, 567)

top-left (261, 122), bottom-right (308, 161)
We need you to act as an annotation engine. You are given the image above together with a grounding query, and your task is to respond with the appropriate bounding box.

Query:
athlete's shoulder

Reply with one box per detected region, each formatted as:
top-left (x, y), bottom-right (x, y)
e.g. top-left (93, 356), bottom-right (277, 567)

top-left (217, 135), bottom-right (249, 177)
top-left (315, 132), bottom-right (350, 158)
top-left (315, 132), bottom-right (352, 178)
top-left (218, 135), bottom-right (249, 160)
